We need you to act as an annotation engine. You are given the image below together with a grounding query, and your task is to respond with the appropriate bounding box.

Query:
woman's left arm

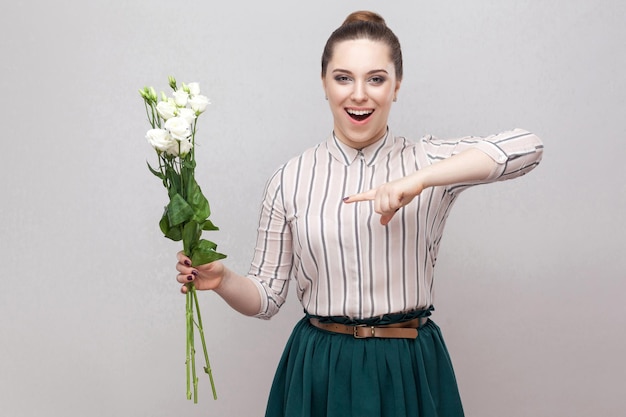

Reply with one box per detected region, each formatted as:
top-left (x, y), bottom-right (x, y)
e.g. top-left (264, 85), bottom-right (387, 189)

top-left (345, 129), bottom-right (543, 225)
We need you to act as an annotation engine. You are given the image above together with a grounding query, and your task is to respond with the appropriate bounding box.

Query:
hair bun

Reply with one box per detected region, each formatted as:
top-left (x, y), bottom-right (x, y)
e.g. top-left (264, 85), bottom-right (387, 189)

top-left (342, 10), bottom-right (386, 26)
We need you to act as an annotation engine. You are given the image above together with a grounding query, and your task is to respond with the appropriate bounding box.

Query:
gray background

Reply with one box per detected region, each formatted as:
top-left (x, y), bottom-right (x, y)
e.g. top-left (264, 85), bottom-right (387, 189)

top-left (1, 0), bottom-right (625, 416)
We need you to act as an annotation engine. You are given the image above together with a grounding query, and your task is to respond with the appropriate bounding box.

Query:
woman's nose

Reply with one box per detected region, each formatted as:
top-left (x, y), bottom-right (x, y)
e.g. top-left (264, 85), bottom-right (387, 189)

top-left (351, 81), bottom-right (368, 102)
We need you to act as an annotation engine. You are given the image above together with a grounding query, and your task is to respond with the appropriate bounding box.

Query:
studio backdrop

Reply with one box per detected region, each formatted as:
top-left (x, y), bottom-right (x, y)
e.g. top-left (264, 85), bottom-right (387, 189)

top-left (1, 1), bottom-right (624, 416)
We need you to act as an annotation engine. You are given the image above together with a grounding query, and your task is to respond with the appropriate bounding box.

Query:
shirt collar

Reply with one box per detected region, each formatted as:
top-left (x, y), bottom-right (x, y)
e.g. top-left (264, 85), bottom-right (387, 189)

top-left (326, 128), bottom-right (395, 166)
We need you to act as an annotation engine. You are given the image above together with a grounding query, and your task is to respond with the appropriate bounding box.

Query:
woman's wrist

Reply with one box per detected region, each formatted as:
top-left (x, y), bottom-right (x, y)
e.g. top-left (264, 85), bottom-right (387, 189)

top-left (407, 170), bottom-right (428, 194)
top-left (213, 266), bottom-right (231, 294)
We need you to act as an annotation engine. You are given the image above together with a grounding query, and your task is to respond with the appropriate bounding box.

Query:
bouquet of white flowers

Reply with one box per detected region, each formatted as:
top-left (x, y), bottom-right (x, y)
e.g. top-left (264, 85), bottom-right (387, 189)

top-left (139, 76), bottom-right (225, 402)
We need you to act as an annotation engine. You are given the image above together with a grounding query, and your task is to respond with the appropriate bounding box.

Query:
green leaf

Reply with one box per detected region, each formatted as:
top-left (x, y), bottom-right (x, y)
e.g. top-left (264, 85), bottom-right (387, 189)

top-left (147, 161), bottom-right (165, 180)
top-left (159, 210), bottom-right (182, 241)
top-left (182, 157), bottom-right (197, 170)
top-left (191, 239), bottom-right (227, 266)
top-left (186, 177), bottom-right (211, 222)
top-left (165, 165), bottom-right (182, 195)
top-left (167, 193), bottom-right (194, 226)
top-left (202, 219), bottom-right (219, 231)
top-left (182, 221), bottom-right (202, 255)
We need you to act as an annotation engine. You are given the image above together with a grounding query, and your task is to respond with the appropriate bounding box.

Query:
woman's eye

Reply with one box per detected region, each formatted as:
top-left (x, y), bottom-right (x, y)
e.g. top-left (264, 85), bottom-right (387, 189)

top-left (334, 75), bottom-right (351, 83)
top-left (369, 76), bottom-right (385, 84)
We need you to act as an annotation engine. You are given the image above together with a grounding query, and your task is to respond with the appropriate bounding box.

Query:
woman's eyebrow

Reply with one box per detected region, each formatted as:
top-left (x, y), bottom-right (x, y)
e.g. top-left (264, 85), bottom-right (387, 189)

top-left (331, 68), bottom-right (390, 75)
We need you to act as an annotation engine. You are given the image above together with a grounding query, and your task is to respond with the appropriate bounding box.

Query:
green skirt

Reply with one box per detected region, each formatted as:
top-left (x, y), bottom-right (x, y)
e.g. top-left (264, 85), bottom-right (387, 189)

top-left (265, 311), bottom-right (464, 417)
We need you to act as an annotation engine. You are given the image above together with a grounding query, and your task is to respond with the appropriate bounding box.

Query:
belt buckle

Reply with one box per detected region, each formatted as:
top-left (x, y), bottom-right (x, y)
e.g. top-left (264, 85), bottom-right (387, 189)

top-left (353, 324), bottom-right (375, 339)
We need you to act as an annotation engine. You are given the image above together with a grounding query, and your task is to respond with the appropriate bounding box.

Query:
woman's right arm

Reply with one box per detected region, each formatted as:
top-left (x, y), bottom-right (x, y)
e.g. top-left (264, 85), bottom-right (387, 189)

top-left (177, 164), bottom-right (293, 320)
top-left (176, 252), bottom-right (262, 317)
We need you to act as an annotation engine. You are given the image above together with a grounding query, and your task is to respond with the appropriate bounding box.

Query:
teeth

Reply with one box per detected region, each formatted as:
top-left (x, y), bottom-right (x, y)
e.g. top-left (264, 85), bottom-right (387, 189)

top-left (347, 109), bottom-right (373, 116)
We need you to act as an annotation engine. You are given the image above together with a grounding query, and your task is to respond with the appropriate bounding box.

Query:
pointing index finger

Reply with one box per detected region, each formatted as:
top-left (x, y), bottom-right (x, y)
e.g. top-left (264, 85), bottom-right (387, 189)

top-left (343, 189), bottom-right (377, 203)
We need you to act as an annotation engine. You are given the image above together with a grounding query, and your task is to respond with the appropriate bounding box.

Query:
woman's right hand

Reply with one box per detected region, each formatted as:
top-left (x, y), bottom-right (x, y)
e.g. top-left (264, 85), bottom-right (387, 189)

top-left (175, 251), bottom-right (225, 293)
top-left (175, 251), bottom-right (263, 316)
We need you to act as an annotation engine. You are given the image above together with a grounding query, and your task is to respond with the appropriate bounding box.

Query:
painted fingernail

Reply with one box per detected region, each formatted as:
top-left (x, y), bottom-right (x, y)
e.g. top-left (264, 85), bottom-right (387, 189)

top-left (187, 275), bottom-right (193, 281)
top-left (343, 196), bottom-right (349, 202)
top-left (184, 260), bottom-right (191, 266)
top-left (191, 270), bottom-right (198, 276)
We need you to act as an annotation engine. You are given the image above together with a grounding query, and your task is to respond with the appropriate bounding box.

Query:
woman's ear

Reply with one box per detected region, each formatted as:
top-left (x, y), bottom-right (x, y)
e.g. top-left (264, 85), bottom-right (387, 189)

top-left (394, 80), bottom-right (402, 101)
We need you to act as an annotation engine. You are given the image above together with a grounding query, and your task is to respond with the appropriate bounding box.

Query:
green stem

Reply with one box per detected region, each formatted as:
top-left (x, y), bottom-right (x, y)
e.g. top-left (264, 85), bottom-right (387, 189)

top-left (159, 154), bottom-right (168, 188)
top-left (191, 285), bottom-right (218, 400)
top-left (185, 288), bottom-right (192, 400)
top-left (143, 101), bottom-right (154, 127)
top-left (190, 120), bottom-right (197, 162)
top-left (152, 102), bottom-right (161, 128)
top-left (190, 315), bottom-right (198, 404)
top-left (177, 158), bottom-right (185, 204)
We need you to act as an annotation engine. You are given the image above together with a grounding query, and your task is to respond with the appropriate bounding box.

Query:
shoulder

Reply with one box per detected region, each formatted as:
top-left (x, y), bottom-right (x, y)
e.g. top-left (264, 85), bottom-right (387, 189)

top-left (388, 133), bottom-right (428, 157)
top-left (265, 142), bottom-right (325, 185)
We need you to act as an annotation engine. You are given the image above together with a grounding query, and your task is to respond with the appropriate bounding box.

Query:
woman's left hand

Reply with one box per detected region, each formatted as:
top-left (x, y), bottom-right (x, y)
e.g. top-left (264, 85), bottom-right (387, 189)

top-left (345, 148), bottom-right (498, 225)
top-left (343, 173), bottom-right (425, 225)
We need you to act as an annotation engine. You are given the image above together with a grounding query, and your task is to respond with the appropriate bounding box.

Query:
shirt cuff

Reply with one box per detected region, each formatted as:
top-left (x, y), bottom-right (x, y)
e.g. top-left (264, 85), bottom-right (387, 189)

top-left (246, 275), bottom-right (272, 320)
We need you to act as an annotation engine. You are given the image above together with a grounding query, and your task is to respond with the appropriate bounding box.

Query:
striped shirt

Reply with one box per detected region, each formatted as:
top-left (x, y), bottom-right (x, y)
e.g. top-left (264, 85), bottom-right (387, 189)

top-left (247, 128), bottom-right (543, 319)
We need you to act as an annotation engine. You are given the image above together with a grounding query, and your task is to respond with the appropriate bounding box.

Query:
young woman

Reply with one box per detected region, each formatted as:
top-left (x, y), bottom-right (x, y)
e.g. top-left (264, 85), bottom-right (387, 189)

top-left (176, 10), bottom-right (543, 417)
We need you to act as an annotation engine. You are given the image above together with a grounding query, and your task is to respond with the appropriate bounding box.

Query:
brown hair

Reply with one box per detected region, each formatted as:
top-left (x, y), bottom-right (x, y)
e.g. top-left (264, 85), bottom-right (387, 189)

top-left (321, 11), bottom-right (403, 80)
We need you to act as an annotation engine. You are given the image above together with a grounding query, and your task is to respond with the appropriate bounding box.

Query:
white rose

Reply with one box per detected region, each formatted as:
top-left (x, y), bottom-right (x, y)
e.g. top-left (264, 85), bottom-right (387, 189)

top-left (178, 107), bottom-right (197, 124)
top-left (146, 128), bottom-right (175, 152)
top-left (187, 82), bottom-right (200, 96)
top-left (156, 99), bottom-right (177, 120)
top-left (189, 94), bottom-right (210, 114)
top-left (172, 89), bottom-right (189, 107)
top-left (166, 138), bottom-right (193, 157)
top-left (164, 116), bottom-right (191, 140)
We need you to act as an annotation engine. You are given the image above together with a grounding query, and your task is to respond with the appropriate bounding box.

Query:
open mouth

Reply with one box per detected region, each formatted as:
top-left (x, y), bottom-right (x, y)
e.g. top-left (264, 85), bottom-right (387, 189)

top-left (346, 108), bottom-right (374, 122)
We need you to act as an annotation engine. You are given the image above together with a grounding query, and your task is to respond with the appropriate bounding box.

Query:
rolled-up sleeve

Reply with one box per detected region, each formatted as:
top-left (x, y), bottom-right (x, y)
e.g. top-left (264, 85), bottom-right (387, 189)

top-left (472, 128), bottom-right (544, 181)
top-left (246, 166), bottom-right (293, 320)
top-left (422, 128), bottom-right (544, 187)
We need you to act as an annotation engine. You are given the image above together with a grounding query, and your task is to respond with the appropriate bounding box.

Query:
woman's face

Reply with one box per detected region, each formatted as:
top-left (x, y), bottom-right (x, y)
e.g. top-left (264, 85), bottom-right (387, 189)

top-left (322, 38), bottom-right (401, 149)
